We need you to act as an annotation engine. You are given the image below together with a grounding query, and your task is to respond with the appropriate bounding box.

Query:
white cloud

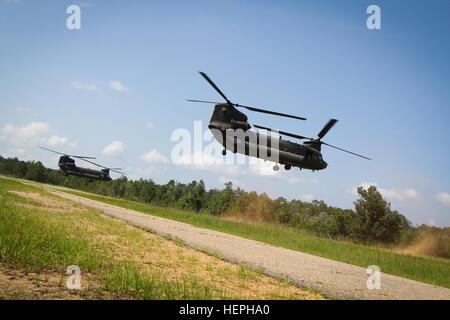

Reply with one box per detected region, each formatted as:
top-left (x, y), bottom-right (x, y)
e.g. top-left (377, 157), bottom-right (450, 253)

top-left (102, 141), bottom-right (125, 156)
top-left (173, 150), bottom-right (304, 184)
top-left (47, 135), bottom-right (77, 148)
top-left (247, 158), bottom-right (304, 184)
top-left (434, 192), bottom-right (450, 207)
top-left (70, 81), bottom-right (102, 94)
top-left (350, 182), bottom-right (421, 201)
top-left (248, 158), bottom-right (277, 176)
top-left (108, 80), bottom-right (129, 92)
top-left (218, 176), bottom-right (245, 189)
top-left (140, 149), bottom-right (170, 164)
top-left (15, 106), bottom-right (31, 113)
top-left (0, 121), bottom-right (50, 146)
top-left (175, 151), bottom-right (243, 176)
top-left (286, 176), bottom-right (304, 184)
top-left (0, 121), bottom-right (76, 151)
top-left (2, 148), bottom-right (26, 159)
top-left (299, 194), bottom-right (315, 202)
top-left (47, 135), bottom-right (67, 147)
top-left (145, 122), bottom-right (153, 128)
top-left (126, 166), bottom-right (154, 180)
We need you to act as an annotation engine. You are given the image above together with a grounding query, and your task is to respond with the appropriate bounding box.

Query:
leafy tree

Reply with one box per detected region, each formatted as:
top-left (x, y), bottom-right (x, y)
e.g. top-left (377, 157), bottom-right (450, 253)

top-left (351, 185), bottom-right (409, 243)
top-left (0, 156), bottom-right (428, 246)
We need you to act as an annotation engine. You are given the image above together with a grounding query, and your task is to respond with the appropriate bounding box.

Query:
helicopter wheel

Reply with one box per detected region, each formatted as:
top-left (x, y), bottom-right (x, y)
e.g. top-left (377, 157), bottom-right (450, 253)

top-left (222, 149), bottom-right (226, 156)
top-left (284, 165), bottom-right (291, 171)
top-left (273, 165), bottom-right (279, 171)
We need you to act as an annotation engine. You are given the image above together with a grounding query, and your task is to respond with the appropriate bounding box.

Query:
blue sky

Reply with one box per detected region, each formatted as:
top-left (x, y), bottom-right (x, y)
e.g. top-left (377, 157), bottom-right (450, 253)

top-left (1, 0), bottom-right (449, 226)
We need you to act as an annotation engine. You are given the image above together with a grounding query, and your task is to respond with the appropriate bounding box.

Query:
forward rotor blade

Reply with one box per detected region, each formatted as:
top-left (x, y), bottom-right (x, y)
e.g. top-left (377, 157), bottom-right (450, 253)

top-left (321, 142), bottom-right (371, 160)
top-left (39, 146), bottom-right (96, 159)
top-left (71, 155), bottom-right (96, 159)
top-left (318, 119), bottom-right (338, 139)
top-left (39, 146), bottom-right (66, 156)
top-left (186, 99), bottom-right (222, 104)
top-left (235, 104), bottom-right (307, 121)
top-left (110, 169), bottom-right (124, 175)
top-left (253, 124), bottom-right (311, 141)
top-left (198, 72), bottom-right (231, 104)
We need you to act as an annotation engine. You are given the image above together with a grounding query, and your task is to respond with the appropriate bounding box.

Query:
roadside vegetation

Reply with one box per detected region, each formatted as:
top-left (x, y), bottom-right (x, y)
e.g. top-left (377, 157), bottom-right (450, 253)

top-left (1, 156), bottom-right (448, 256)
top-left (59, 187), bottom-right (450, 289)
top-left (0, 177), bottom-right (323, 300)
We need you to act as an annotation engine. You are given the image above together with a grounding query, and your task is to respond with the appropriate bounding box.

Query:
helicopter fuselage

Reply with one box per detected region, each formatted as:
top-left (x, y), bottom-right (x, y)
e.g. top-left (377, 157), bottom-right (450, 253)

top-left (58, 156), bottom-right (112, 181)
top-left (208, 104), bottom-right (327, 171)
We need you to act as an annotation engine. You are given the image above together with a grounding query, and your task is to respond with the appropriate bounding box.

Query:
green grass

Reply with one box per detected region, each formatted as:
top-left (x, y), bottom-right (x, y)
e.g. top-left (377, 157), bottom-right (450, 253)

top-left (102, 262), bottom-right (227, 300)
top-left (0, 178), bottom-right (233, 299)
top-left (60, 188), bottom-right (450, 289)
top-left (0, 181), bottom-right (102, 272)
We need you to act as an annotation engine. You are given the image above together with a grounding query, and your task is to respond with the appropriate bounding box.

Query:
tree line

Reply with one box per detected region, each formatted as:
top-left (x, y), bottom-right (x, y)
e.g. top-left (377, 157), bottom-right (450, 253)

top-left (0, 155), bottom-right (448, 255)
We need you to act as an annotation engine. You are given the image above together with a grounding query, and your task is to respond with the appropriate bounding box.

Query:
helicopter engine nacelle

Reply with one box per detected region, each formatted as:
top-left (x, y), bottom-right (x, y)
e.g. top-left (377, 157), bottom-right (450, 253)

top-left (230, 119), bottom-right (251, 131)
top-left (303, 140), bottom-right (322, 151)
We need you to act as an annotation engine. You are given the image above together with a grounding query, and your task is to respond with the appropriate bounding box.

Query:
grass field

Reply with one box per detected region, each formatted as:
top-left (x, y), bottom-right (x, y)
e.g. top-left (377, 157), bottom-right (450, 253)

top-left (0, 177), bottom-right (323, 300)
top-left (50, 184), bottom-right (450, 289)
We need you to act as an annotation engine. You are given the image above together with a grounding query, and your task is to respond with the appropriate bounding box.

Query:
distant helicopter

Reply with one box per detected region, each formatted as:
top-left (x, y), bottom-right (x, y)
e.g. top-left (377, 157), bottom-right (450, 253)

top-left (188, 72), bottom-right (371, 171)
top-left (39, 147), bottom-right (123, 181)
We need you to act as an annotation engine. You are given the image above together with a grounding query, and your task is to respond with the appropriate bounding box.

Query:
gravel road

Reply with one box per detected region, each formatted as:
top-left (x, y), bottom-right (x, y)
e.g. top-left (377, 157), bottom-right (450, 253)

top-left (50, 189), bottom-right (450, 300)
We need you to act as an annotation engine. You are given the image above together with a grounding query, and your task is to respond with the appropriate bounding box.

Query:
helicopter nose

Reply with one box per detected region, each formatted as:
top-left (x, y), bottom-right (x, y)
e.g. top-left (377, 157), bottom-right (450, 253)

top-left (322, 161), bottom-right (327, 169)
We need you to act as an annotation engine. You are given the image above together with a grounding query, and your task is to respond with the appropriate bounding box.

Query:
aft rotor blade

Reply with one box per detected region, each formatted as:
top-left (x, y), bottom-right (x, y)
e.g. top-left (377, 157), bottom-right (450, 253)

top-left (198, 72), bottom-right (231, 104)
top-left (235, 104), bottom-right (307, 121)
top-left (77, 157), bottom-right (109, 169)
top-left (318, 119), bottom-right (338, 139)
top-left (186, 99), bottom-right (222, 104)
top-left (78, 158), bottom-right (125, 174)
top-left (253, 124), bottom-right (311, 141)
top-left (321, 142), bottom-right (371, 160)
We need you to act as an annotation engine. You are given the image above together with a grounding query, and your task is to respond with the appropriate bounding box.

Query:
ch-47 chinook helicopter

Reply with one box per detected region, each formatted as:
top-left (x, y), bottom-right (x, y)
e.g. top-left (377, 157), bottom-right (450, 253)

top-left (188, 72), bottom-right (371, 172)
top-left (39, 147), bottom-right (123, 181)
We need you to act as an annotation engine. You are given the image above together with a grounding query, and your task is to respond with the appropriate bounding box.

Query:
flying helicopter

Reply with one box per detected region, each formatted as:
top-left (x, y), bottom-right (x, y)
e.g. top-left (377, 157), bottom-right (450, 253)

top-left (188, 72), bottom-right (371, 171)
top-left (39, 146), bottom-right (123, 181)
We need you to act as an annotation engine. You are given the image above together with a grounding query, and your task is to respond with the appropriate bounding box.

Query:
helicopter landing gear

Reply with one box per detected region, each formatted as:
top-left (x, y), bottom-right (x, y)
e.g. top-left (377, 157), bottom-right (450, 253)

top-left (273, 164), bottom-right (279, 171)
top-left (222, 149), bottom-right (226, 156)
top-left (284, 165), bottom-right (291, 171)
